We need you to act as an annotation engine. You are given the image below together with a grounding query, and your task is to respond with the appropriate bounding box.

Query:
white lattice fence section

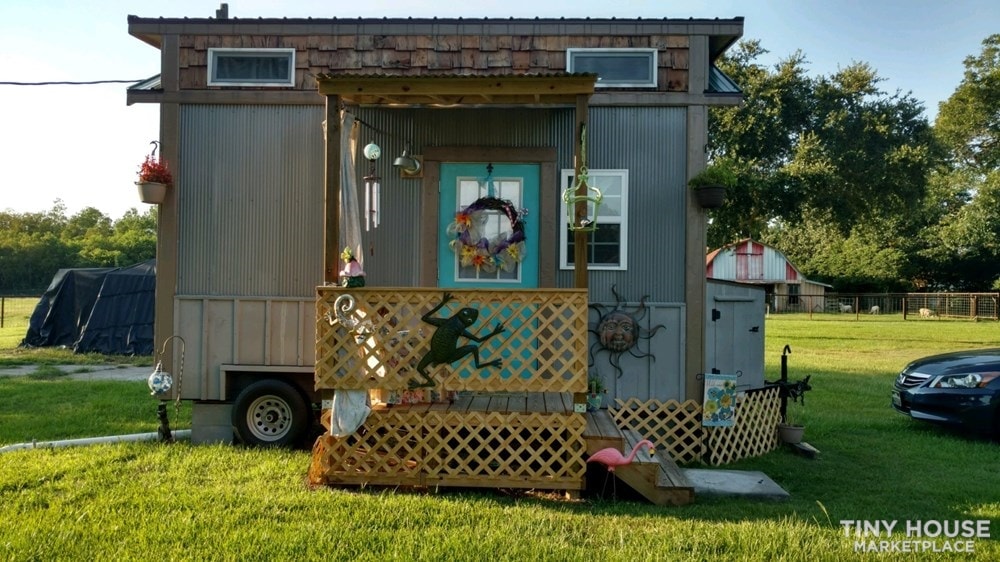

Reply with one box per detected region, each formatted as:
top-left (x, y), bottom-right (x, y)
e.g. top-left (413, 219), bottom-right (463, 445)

top-left (611, 398), bottom-right (704, 464)
top-left (611, 388), bottom-right (782, 466)
top-left (315, 287), bottom-right (588, 392)
top-left (705, 386), bottom-right (781, 465)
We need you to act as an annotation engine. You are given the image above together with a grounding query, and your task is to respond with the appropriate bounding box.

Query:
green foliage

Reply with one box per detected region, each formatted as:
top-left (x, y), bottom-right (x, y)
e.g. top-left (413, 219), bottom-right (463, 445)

top-left (935, 34), bottom-right (1000, 173)
top-left (709, 35), bottom-right (1000, 292)
top-left (688, 161), bottom-right (737, 188)
top-left (0, 203), bottom-right (156, 294)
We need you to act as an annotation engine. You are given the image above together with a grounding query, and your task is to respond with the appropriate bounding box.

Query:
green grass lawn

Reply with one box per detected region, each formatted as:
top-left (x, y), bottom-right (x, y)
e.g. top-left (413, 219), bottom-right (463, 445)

top-left (1, 316), bottom-right (998, 560)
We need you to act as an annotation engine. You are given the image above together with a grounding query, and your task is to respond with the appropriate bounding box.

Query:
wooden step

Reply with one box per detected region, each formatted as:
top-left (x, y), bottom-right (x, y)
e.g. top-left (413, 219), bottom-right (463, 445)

top-left (583, 420), bottom-right (695, 506)
top-left (583, 409), bottom-right (624, 454)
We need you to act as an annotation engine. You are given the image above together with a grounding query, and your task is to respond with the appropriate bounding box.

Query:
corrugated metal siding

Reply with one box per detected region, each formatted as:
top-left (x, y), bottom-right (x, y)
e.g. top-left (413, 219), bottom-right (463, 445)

top-left (178, 105), bottom-right (325, 297)
top-left (561, 107), bottom-right (688, 303)
top-left (330, 106), bottom-right (687, 301)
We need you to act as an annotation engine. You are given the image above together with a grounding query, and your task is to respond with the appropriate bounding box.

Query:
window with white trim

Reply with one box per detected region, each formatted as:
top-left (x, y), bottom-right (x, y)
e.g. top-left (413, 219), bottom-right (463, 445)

top-left (566, 48), bottom-right (657, 88)
top-left (207, 48), bottom-right (295, 87)
top-left (559, 169), bottom-right (628, 270)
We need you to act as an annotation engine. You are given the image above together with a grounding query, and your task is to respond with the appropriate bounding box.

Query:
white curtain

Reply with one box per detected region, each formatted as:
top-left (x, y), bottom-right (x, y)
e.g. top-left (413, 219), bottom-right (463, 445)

top-left (329, 110), bottom-right (371, 437)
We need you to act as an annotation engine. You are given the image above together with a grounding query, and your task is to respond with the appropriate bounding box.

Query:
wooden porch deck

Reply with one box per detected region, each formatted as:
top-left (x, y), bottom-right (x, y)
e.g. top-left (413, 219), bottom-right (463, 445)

top-left (311, 392), bottom-right (694, 505)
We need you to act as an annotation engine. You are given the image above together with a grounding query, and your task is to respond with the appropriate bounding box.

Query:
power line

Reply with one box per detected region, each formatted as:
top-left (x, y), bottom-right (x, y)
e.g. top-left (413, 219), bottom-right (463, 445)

top-left (0, 79), bottom-right (147, 86)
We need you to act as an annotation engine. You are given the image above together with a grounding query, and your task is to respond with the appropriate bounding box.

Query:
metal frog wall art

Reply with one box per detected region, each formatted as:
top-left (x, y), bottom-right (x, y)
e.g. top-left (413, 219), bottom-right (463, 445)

top-left (412, 292), bottom-right (506, 388)
top-left (588, 285), bottom-right (665, 378)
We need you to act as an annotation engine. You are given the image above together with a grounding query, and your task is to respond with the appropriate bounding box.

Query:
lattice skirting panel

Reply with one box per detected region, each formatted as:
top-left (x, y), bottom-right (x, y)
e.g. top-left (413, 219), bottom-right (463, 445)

top-left (310, 409), bottom-right (587, 491)
top-left (610, 387), bottom-right (782, 466)
top-left (704, 387), bottom-right (781, 465)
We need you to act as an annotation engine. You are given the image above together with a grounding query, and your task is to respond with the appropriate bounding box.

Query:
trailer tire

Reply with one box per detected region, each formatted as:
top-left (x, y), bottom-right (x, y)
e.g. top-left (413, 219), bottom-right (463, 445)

top-left (232, 379), bottom-right (308, 447)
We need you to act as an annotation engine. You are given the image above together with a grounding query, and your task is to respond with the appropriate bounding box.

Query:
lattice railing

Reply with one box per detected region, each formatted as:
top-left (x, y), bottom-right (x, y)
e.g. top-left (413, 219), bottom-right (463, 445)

top-left (312, 408), bottom-right (586, 490)
top-left (704, 386), bottom-right (781, 465)
top-left (316, 287), bottom-right (589, 392)
top-left (611, 398), bottom-right (705, 464)
top-left (611, 387), bottom-right (782, 466)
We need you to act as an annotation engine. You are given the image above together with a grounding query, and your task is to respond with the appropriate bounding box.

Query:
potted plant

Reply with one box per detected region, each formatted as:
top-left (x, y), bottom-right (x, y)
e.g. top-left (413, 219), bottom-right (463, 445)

top-left (136, 149), bottom-right (173, 204)
top-left (775, 375), bottom-right (812, 444)
top-left (688, 161), bottom-right (736, 209)
top-left (587, 373), bottom-right (607, 411)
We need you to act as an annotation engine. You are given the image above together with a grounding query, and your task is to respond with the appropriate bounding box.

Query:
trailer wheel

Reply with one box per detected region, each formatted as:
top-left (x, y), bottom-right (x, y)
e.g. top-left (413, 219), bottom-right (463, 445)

top-left (232, 379), bottom-right (308, 447)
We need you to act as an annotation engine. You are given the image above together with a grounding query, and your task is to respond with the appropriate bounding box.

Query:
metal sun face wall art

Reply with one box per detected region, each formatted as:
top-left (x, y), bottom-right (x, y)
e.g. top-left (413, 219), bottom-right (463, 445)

top-left (588, 285), bottom-right (665, 378)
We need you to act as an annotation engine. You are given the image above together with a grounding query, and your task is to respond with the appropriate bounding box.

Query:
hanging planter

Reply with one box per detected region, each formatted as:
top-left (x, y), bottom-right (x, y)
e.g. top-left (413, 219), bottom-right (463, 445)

top-left (692, 185), bottom-right (727, 209)
top-left (136, 181), bottom-right (168, 204)
top-left (688, 162), bottom-right (735, 210)
top-left (135, 141), bottom-right (173, 205)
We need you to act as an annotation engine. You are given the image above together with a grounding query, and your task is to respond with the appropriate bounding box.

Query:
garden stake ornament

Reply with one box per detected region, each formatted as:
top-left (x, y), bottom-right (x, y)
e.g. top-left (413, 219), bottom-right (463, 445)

top-left (148, 335), bottom-right (185, 443)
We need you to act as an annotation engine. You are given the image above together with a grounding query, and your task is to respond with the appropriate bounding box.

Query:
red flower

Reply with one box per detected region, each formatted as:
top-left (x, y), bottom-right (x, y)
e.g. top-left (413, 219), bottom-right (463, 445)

top-left (138, 154), bottom-right (173, 185)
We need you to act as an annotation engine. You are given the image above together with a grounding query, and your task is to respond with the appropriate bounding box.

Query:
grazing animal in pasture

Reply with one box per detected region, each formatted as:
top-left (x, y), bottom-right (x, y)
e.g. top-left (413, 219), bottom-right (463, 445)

top-left (918, 307), bottom-right (935, 318)
top-left (839, 304), bottom-right (852, 313)
top-left (869, 305), bottom-right (880, 315)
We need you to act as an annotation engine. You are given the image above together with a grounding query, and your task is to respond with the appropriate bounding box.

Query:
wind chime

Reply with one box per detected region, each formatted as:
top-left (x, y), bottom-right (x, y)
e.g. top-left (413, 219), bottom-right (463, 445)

top-left (363, 141), bottom-right (381, 231)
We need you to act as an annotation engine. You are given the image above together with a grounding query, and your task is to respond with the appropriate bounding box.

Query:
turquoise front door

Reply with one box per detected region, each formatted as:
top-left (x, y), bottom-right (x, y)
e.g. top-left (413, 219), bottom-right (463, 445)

top-left (438, 163), bottom-right (539, 289)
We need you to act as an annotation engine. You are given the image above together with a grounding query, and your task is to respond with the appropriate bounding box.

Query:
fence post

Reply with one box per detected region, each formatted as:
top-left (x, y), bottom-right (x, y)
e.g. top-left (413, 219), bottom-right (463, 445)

top-left (1, 297), bottom-right (4, 329)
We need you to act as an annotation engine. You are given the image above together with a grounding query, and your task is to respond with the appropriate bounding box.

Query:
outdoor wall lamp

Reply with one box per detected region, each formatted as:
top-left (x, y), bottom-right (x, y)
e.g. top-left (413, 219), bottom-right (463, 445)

top-left (393, 144), bottom-right (422, 178)
top-left (363, 141), bottom-right (381, 231)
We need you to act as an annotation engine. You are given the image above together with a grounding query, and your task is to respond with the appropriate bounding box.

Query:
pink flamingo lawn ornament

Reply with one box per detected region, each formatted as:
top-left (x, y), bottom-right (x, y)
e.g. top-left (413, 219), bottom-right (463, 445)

top-left (586, 439), bottom-right (655, 499)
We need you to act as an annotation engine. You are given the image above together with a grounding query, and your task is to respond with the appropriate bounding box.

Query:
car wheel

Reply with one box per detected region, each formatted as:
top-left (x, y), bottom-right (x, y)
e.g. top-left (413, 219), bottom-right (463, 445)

top-left (232, 379), bottom-right (308, 447)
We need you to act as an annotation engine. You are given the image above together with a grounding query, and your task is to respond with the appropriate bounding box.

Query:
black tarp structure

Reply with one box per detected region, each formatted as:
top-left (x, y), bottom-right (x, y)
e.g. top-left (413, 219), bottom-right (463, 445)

top-left (21, 260), bottom-right (155, 355)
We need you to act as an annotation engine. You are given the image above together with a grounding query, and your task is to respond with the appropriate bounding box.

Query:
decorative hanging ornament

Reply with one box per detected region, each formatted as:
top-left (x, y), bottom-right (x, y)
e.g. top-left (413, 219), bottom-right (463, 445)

top-left (562, 125), bottom-right (603, 231)
top-left (447, 196), bottom-right (527, 274)
top-left (363, 142), bottom-right (381, 231)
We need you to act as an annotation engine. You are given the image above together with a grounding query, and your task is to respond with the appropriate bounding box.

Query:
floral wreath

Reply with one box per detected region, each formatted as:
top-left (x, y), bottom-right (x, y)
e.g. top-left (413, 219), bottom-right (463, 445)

top-left (447, 196), bottom-right (527, 273)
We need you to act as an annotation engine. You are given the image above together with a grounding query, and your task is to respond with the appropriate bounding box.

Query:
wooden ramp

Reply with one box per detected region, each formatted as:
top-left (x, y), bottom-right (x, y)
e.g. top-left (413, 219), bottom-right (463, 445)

top-left (584, 410), bottom-right (695, 506)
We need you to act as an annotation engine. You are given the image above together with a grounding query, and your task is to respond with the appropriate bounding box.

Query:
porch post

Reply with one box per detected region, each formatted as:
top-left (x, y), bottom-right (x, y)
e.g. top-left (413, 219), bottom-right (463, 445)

top-left (324, 96), bottom-right (342, 284)
top-left (573, 94), bottom-right (590, 290)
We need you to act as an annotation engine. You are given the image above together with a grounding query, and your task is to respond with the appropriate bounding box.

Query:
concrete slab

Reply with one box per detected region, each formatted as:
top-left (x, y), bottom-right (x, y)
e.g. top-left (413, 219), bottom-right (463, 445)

top-left (682, 468), bottom-right (790, 500)
top-left (0, 364), bottom-right (150, 382)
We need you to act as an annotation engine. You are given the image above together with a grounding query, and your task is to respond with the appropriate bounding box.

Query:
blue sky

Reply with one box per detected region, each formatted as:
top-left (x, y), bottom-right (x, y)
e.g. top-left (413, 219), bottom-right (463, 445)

top-left (1, 0), bottom-right (997, 219)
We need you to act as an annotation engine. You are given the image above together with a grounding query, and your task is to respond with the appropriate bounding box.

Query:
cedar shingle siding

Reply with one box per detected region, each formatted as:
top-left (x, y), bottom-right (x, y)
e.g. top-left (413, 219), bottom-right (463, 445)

top-left (177, 33), bottom-right (690, 91)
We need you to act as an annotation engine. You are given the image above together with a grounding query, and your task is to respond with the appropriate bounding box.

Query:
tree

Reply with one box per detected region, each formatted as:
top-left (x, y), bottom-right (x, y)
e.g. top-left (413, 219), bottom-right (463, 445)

top-left (709, 40), bottom-right (936, 290)
top-left (935, 34), bottom-right (1000, 173)
top-left (0, 204), bottom-right (156, 294)
top-left (916, 34), bottom-right (1000, 290)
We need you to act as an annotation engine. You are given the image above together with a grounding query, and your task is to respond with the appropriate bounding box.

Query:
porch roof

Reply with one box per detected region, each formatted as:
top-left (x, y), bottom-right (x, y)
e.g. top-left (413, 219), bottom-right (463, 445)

top-left (314, 73), bottom-right (598, 106)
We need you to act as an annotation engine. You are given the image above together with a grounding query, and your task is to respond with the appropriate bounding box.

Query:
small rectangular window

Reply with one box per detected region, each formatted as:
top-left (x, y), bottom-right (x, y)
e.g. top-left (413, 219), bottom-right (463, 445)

top-left (560, 169), bottom-right (628, 270)
top-left (208, 48), bottom-right (295, 87)
top-left (566, 49), bottom-right (657, 88)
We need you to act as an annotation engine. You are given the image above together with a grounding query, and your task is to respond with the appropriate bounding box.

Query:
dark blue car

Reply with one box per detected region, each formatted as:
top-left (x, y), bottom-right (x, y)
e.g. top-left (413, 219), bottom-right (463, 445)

top-left (892, 348), bottom-right (1000, 438)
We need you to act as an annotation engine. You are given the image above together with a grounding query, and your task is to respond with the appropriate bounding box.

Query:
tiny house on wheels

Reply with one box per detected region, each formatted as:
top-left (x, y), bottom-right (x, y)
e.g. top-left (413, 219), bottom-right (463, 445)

top-left (127, 6), bottom-right (750, 499)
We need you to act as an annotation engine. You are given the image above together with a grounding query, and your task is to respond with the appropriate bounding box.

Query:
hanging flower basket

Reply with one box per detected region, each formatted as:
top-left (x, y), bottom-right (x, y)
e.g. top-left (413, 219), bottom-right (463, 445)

top-left (135, 147), bottom-right (173, 205)
top-left (693, 185), bottom-right (727, 209)
top-left (136, 181), bottom-right (168, 204)
top-left (688, 162), bottom-right (735, 210)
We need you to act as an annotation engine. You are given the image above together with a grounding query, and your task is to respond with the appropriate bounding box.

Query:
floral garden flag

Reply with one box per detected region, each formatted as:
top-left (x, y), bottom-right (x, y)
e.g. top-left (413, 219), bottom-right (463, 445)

top-left (702, 373), bottom-right (737, 427)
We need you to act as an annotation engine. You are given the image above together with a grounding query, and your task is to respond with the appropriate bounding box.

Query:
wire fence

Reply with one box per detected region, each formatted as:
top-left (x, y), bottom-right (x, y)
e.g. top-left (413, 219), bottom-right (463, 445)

top-left (767, 293), bottom-right (1000, 321)
top-left (0, 296), bottom-right (38, 329)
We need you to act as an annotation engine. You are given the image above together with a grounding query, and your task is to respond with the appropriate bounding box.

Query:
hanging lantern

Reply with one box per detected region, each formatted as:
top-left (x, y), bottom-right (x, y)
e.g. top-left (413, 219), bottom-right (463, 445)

top-left (363, 142), bottom-right (381, 231)
top-left (562, 124), bottom-right (602, 231)
top-left (562, 167), bottom-right (603, 232)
